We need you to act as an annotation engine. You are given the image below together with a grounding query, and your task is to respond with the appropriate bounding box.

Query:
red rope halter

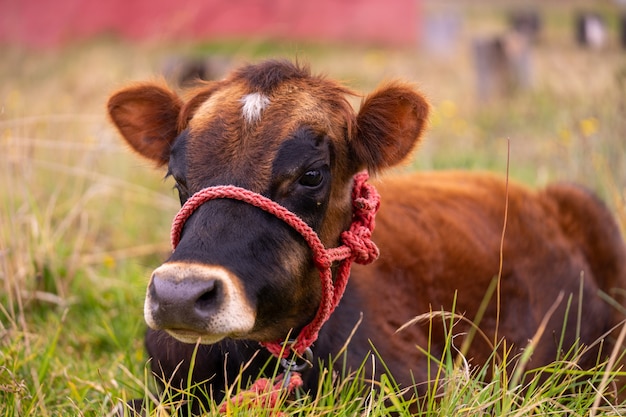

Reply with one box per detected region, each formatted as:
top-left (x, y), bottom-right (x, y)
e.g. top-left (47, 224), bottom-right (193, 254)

top-left (170, 171), bottom-right (380, 358)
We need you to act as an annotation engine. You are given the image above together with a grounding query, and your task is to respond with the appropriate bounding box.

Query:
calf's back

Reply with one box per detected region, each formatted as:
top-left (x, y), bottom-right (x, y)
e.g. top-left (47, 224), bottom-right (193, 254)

top-left (335, 170), bottom-right (626, 389)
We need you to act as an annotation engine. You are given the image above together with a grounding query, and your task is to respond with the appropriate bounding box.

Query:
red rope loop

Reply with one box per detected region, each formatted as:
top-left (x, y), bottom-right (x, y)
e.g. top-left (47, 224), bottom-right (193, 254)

top-left (218, 372), bottom-right (303, 415)
top-left (169, 172), bottom-right (380, 358)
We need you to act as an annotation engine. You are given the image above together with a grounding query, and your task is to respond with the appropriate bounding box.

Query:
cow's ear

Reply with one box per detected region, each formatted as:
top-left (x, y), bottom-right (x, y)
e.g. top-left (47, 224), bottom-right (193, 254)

top-left (352, 82), bottom-right (429, 172)
top-left (108, 83), bottom-right (183, 166)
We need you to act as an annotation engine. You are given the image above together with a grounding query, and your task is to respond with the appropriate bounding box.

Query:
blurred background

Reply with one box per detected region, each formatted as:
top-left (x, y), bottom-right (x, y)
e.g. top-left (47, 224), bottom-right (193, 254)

top-left (2, 0), bottom-right (625, 186)
top-left (1, 0), bottom-right (626, 413)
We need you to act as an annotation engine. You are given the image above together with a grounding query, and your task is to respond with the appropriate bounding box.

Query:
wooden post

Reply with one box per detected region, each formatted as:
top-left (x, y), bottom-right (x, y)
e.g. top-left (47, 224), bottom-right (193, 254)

top-left (473, 32), bottom-right (531, 102)
top-left (575, 12), bottom-right (607, 49)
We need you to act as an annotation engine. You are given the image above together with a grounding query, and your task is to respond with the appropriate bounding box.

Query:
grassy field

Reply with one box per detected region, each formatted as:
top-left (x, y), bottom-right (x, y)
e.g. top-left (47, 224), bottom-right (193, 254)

top-left (2, 4), bottom-right (626, 416)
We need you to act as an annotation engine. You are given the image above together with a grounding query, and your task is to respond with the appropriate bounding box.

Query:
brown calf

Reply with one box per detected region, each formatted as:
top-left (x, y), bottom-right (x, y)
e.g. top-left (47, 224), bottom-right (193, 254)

top-left (108, 60), bottom-right (626, 413)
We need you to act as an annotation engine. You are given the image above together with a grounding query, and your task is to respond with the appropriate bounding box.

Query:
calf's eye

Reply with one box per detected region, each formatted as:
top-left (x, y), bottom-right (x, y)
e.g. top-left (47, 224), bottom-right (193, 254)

top-left (299, 170), bottom-right (323, 188)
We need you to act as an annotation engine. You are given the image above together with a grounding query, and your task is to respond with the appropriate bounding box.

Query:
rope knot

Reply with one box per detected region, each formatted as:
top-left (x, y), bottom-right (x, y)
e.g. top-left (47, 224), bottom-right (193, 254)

top-left (341, 228), bottom-right (379, 264)
top-left (353, 194), bottom-right (379, 213)
top-left (343, 172), bottom-right (381, 265)
top-left (313, 252), bottom-right (332, 270)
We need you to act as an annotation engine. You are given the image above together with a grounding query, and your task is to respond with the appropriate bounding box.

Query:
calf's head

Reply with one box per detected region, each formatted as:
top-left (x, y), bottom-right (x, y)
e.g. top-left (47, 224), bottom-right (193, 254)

top-left (108, 60), bottom-right (429, 345)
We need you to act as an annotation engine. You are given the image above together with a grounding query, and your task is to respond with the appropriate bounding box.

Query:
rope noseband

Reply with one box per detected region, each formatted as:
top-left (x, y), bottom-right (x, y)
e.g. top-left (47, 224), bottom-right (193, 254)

top-left (170, 171), bottom-right (380, 359)
top-left (170, 171), bottom-right (379, 412)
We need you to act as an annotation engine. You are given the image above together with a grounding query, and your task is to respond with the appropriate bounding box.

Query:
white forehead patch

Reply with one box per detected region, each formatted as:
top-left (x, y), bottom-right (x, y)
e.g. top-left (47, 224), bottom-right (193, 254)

top-left (240, 92), bottom-right (270, 123)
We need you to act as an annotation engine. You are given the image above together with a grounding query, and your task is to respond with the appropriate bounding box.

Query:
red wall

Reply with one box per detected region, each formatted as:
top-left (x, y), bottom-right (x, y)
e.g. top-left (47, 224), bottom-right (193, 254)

top-left (0, 0), bottom-right (419, 48)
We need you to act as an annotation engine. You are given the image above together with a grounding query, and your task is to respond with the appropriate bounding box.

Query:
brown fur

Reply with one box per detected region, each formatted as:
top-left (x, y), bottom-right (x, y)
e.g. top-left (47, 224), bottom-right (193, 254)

top-left (361, 172), bottom-right (626, 382)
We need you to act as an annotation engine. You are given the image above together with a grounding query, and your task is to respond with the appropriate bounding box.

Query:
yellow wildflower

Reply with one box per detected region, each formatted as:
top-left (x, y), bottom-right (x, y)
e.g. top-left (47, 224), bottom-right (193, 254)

top-left (579, 117), bottom-right (598, 138)
top-left (103, 254), bottom-right (116, 269)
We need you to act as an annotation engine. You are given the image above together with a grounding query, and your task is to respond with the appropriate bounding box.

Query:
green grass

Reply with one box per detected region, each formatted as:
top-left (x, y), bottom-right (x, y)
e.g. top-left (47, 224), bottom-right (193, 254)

top-left (111, 308), bottom-right (626, 416)
top-left (2, 4), bottom-right (626, 415)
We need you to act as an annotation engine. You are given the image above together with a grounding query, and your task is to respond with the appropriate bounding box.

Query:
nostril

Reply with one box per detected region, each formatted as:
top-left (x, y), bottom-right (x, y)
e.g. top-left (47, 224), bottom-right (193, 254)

top-left (194, 279), bottom-right (219, 313)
